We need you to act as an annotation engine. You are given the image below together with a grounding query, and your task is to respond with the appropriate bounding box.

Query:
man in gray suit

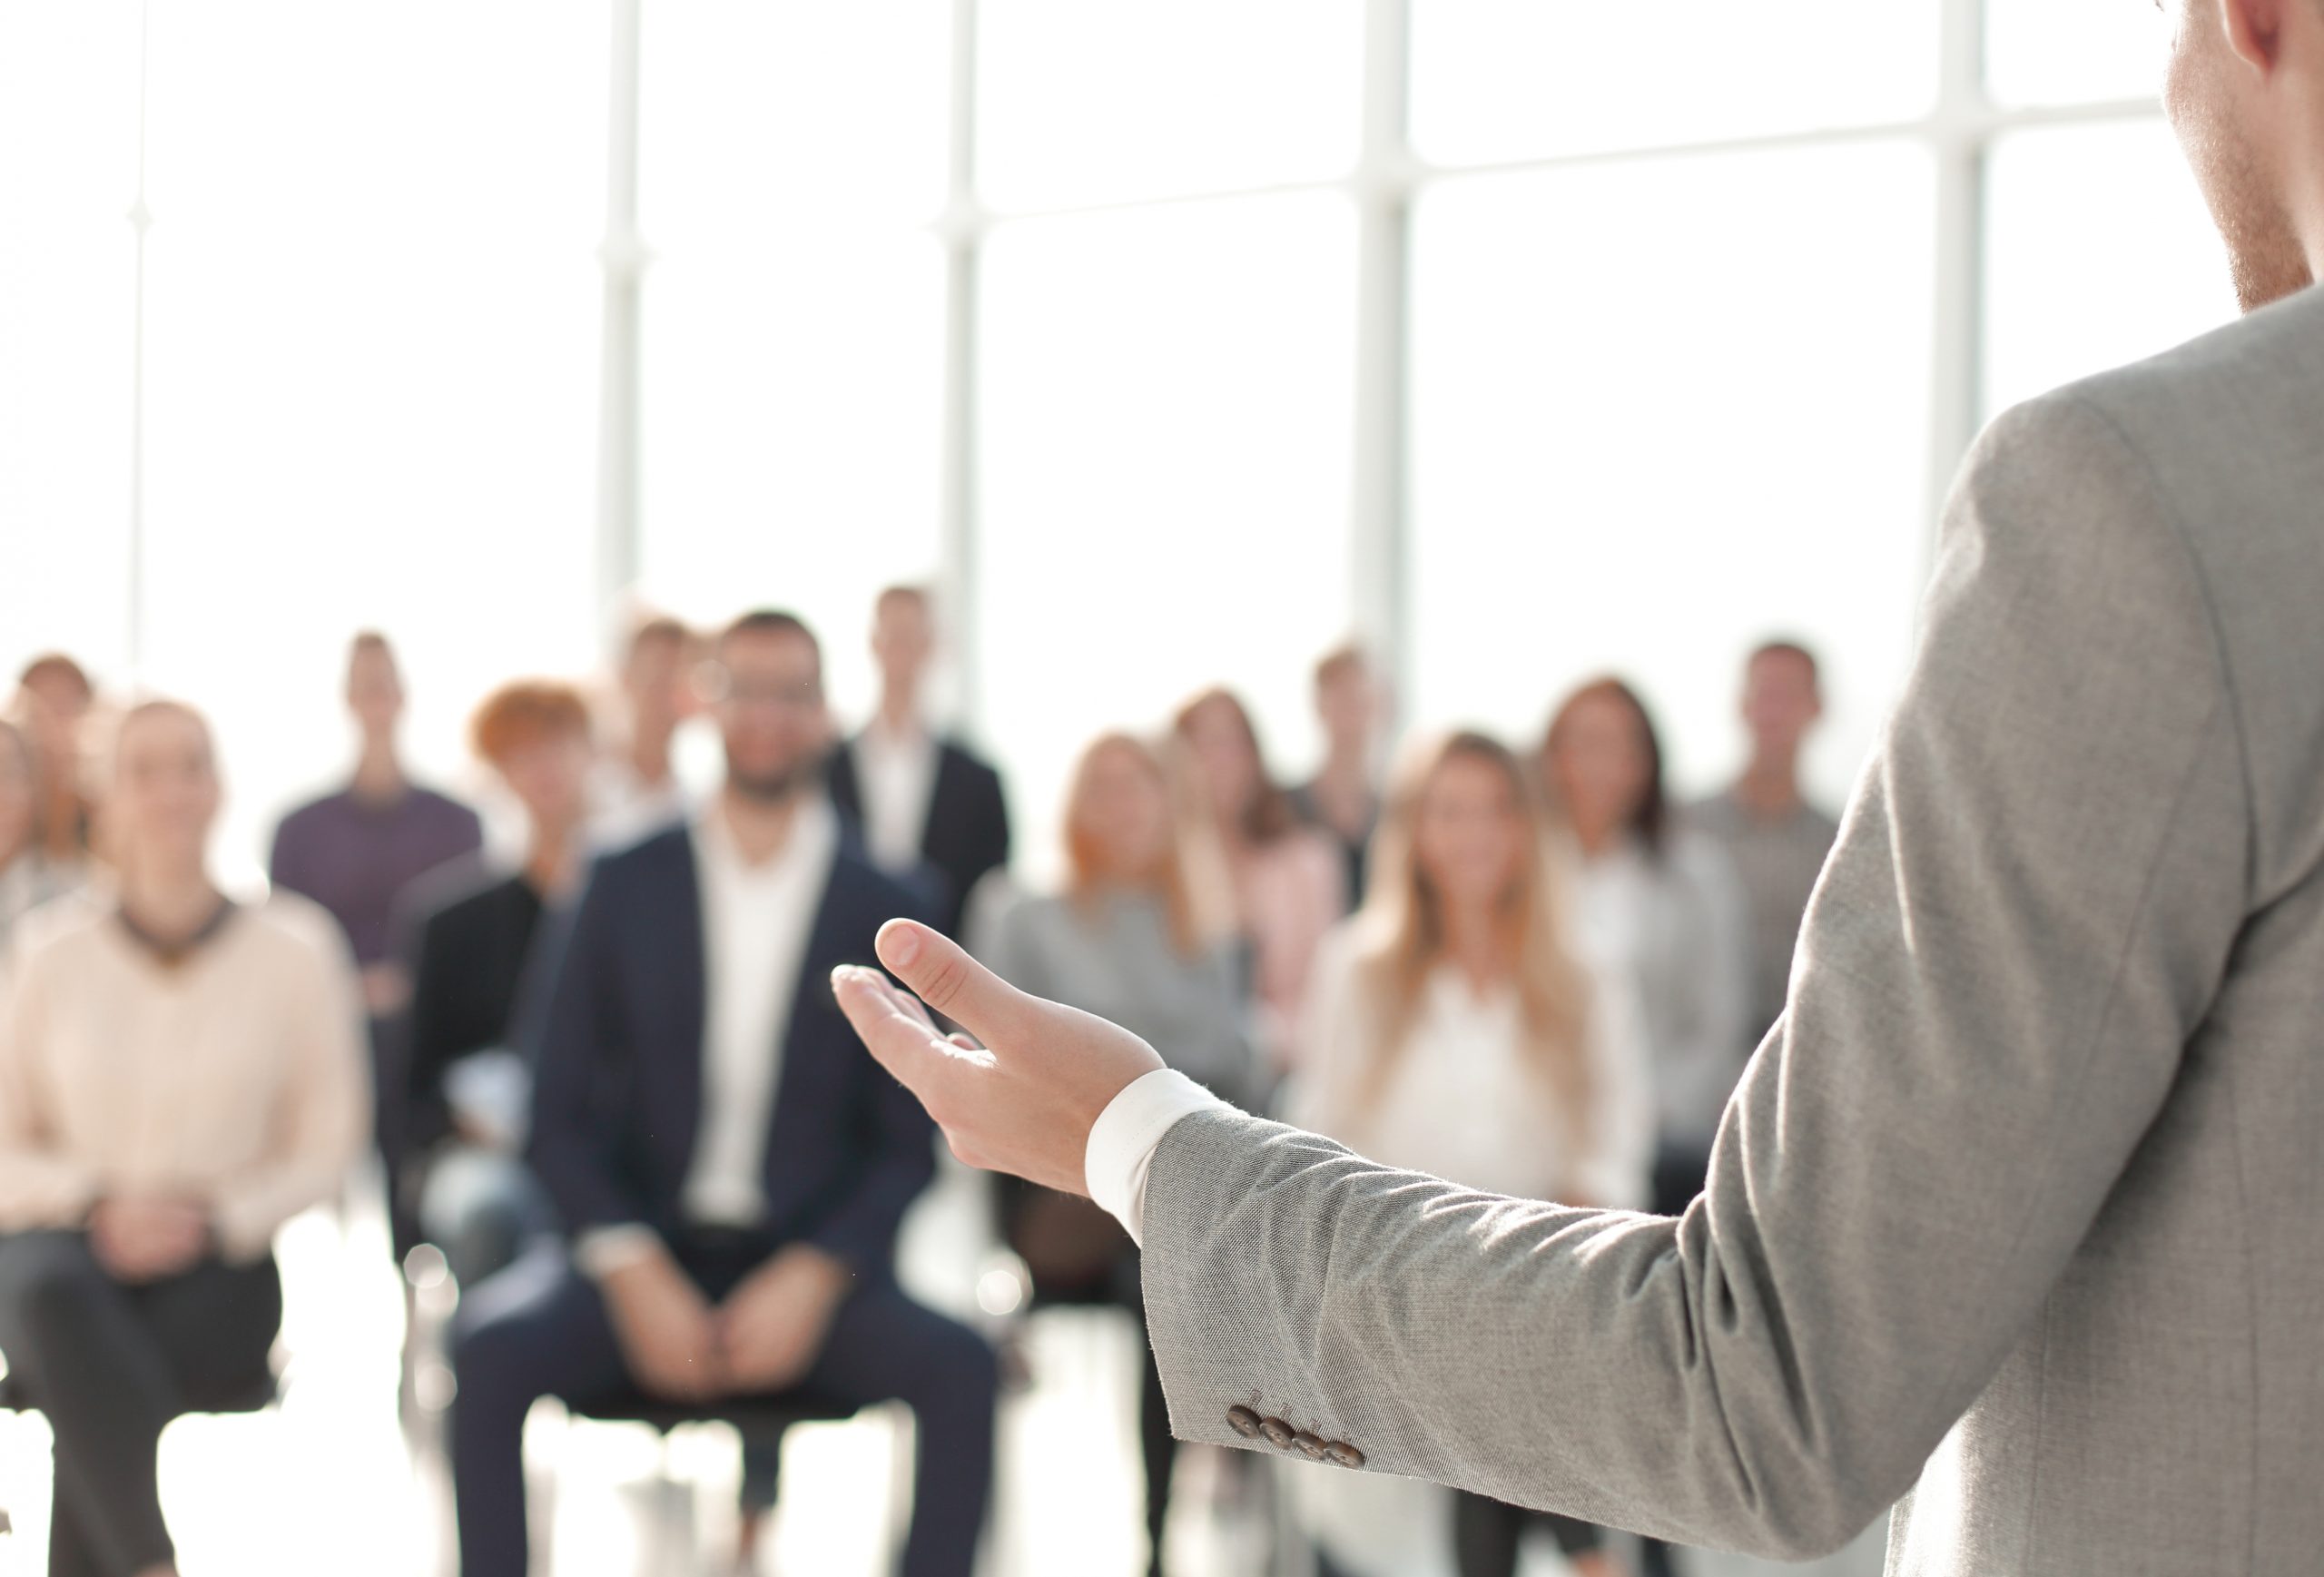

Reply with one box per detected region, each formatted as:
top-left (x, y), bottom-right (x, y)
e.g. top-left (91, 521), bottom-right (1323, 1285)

top-left (833, 3), bottom-right (2324, 1570)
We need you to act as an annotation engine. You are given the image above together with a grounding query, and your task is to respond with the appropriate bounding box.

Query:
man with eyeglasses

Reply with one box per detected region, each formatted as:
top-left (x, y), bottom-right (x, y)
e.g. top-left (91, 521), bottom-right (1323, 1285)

top-left (832, 3), bottom-right (2324, 1572)
top-left (450, 610), bottom-right (996, 1577)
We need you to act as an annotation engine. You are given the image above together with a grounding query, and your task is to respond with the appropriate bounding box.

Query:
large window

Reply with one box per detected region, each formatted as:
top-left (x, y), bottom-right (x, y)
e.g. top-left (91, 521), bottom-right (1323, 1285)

top-left (1983, 120), bottom-right (2238, 418)
top-left (0, 3), bottom-right (141, 685)
top-left (977, 0), bottom-right (1363, 210)
top-left (978, 194), bottom-right (1358, 873)
top-left (4, 0), bottom-right (2247, 883)
top-left (1409, 144), bottom-right (1935, 799)
top-left (141, 3), bottom-right (606, 883)
top-left (636, 0), bottom-right (951, 723)
top-left (1411, 0), bottom-right (1941, 162)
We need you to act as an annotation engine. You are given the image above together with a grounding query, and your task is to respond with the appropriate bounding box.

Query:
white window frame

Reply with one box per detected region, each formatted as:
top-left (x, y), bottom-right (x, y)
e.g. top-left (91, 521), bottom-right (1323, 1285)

top-left (102, 0), bottom-right (2170, 716)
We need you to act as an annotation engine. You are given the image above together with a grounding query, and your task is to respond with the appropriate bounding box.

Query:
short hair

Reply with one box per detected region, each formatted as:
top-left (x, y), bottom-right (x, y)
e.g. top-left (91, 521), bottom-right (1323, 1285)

top-left (875, 584), bottom-right (931, 617)
top-left (716, 608), bottom-right (822, 662)
top-left (1748, 638), bottom-right (1822, 688)
top-left (17, 653), bottom-right (92, 698)
top-left (469, 680), bottom-right (592, 767)
top-left (625, 613), bottom-right (692, 660)
top-left (348, 630), bottom-right (399, 680)
top-left (1314, 643), bottom-right (1371, 690)
top-left (110, 698), bottom-right (215, 774)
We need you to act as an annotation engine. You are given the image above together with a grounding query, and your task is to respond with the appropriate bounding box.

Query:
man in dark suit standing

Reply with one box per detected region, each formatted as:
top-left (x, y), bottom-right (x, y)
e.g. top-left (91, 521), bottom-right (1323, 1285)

top-left (450, 610), bottom-right (996, 1577)
top-left (827, 586), bottom-right (1010, 936)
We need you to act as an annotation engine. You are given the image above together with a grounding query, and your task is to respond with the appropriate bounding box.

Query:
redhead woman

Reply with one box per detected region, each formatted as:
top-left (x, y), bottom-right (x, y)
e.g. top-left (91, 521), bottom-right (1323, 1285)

top-left (977, 732), bottom-right (1252, 1577)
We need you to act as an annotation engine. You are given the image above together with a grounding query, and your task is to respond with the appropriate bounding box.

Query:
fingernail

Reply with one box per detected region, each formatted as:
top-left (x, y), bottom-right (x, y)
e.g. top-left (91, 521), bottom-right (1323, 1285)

top-left (884, 923), bottom-right (921, 967)
top-left (831, 964), bottom-right (867, 991)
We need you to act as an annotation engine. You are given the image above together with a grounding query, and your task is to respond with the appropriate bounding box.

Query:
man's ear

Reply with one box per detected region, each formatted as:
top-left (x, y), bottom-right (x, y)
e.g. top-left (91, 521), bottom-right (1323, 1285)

top-left (2219, 0), bottom-right (2288, 75)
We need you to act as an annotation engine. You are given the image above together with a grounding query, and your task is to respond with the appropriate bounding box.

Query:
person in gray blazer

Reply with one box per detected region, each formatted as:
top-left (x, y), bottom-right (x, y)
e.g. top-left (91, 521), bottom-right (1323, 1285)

top-left (830, 5), bottom-right (2324, 1572)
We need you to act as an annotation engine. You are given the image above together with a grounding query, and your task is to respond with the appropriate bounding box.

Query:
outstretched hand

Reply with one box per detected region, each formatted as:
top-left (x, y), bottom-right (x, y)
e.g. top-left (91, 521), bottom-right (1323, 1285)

top-left (832, 920), bottom-right (1165, 1197)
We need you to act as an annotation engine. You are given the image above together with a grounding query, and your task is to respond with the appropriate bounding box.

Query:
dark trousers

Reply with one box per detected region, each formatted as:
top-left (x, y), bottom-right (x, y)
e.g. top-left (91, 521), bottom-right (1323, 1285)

top-left (450, 1235), bottom-right (998, 1577)
top-left (1452, 1490), bottom-right (1604, 1576)
top-left (1130, 1285), bottom-right (1178, 1576)
top-left (0, 1231), bottom-right (281, 1577)
top-left (1639, 1138), bottom-right (1715, 1577)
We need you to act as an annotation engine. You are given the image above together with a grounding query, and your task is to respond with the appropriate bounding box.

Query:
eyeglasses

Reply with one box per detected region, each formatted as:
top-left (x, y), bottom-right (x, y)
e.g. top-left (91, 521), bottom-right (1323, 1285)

top-left (701, 671), bottom-right (823, 711)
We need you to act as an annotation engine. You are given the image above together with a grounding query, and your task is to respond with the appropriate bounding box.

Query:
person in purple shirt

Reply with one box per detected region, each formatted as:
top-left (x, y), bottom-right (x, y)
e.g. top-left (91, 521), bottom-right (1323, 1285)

top-left (269, 631), bottom-right (483, 1251)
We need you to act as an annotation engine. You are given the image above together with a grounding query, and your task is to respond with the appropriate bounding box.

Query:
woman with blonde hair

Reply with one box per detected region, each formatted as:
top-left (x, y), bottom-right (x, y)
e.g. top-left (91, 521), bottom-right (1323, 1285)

top-left (1291, 729), bottom-right (1652, 1577)
top-left (976, 731), bottom-right (1253, 1577)
top-left (0, 699), bottom-right (368, 1577)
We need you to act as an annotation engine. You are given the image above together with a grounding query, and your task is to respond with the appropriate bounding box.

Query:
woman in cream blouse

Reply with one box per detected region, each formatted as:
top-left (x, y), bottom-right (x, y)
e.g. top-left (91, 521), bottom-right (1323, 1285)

top-left (0, 699), bottom-right (368, 1577)
top-left (1288, 730), bottom-right (1652, 1577)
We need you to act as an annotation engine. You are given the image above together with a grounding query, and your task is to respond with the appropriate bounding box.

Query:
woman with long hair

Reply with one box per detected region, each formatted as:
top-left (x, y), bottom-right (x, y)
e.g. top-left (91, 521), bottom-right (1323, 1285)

top-left (1172, 687), bottom-right (1344, 1072)
top-left (976, 731), bottom-right (1252, 1577)
top-left (1542, 678), bottom-right (1748, 1577)
top-left (1541, 678), bottom-right (1748, 1216)
top-left (0, 700), bottom-right (369, 1577)
top-left (1291, 730), bottom-right (1651, 1577)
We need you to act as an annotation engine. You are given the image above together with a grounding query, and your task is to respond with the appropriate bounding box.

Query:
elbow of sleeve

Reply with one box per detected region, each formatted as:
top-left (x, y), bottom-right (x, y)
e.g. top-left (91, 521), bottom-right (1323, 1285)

top-left (1719, 1440), bottom-right (1900, 1562)
top-left (1738, 1500), bottom-right (1879, 1565)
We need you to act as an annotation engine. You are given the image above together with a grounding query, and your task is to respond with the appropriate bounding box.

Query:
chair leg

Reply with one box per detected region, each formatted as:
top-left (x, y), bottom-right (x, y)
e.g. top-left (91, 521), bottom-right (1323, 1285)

top-left (887, 1403), bottom-right (917, 1569)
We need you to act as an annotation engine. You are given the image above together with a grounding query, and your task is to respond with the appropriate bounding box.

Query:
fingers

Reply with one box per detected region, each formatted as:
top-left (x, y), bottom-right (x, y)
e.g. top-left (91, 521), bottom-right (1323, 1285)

top-left (832, 966), bottom-right (998, 1118)
top-left (872, 920), bottom-right (1028, 1047)
top-left (832, 965), bottom-right (942, 1078)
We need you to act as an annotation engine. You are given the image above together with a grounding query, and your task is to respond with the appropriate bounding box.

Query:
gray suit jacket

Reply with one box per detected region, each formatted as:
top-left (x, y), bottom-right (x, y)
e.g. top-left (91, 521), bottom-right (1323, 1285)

top-left (1140, 284), bottom-right (2324, 1575)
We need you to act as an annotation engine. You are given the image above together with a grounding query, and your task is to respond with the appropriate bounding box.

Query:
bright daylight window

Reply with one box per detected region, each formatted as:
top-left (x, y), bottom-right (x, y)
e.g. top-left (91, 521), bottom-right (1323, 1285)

top-left (0, 0), bottom-right (2245, 871)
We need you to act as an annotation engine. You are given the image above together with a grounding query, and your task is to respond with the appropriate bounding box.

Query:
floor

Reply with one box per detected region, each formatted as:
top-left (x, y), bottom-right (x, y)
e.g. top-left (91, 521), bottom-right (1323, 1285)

top-left (0, 1162), bottom-right (1888, 1577)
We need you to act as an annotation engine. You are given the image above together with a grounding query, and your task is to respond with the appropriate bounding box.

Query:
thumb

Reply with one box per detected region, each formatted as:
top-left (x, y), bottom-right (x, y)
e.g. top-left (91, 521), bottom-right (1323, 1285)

top-left (874, 919), bottom-right (1029, 1048)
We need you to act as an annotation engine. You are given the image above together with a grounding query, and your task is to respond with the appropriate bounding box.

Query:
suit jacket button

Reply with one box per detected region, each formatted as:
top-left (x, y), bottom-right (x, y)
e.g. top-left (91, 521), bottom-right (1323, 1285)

top-left (1259, 1416), bottom-right (1296, 1449)
top-left (1325, 1440), bottom-right (1365, 1469)
top-left (1226, 1405), bottom-right (1264, 1440)
top-left (1292, 1431), bottom-right (1328, 1459)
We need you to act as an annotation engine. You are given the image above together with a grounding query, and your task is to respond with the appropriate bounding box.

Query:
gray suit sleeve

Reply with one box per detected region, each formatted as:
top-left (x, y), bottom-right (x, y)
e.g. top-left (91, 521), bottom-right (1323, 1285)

top-left (1138, 389), bottom-right (2251, 1560)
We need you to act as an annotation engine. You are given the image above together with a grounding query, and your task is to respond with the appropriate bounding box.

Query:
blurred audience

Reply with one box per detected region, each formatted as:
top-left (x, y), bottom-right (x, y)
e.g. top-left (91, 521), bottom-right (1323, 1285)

top-left (1173, 687), bottom-right (1344, 1071)
top-left (393, 681), bottom-right (594, 1291)
top-left (12, 655), bottom-right (99, 873)
top-left (1288, 731), bottom-right (1649, 1577)
top-left (449, 610), bottom-right (995, 1577)
top-left (0, 607), bottom-right (1854, 1576)
top-left (976, 732), bottom-right (1255, 1577)
top-left (1, 720), bottom-right (84, 946)
top-left (592, 612), bottom-right (702, 849)
top-left (827, 585), bottom-right (1011, 937)
top-left (0, 700), bottom-right (369, 1577)
top-left (1289, 645), bottom-right (1388, 908)
top-left (1689, 641), bottom-right (1842, 1052)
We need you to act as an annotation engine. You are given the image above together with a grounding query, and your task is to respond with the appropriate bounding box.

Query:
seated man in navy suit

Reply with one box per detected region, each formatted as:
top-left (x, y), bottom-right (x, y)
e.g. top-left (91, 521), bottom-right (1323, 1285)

top-left (450, 609), bottom-right (997, 1577)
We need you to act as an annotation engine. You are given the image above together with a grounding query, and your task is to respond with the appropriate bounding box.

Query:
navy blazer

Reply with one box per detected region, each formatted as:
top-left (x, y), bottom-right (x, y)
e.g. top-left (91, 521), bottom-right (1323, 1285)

top-left (827, 734), bottom-right (1010, 939)
top-left (525, 822), bottom-right (939, 1272)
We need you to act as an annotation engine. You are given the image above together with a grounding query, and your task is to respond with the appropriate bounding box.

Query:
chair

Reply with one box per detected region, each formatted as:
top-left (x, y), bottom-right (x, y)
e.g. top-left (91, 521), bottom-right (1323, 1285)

top-left (0, 1356), bottom-right (280, 1547)
top-left (553, 1390), bottom-right (911, 1571)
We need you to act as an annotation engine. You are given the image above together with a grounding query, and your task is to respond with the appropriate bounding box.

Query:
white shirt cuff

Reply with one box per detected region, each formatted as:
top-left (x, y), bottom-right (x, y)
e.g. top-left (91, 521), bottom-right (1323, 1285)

top-left (574, 1224), bottom-right (662, 1280)
top-left (1084, 1068), bottom-right (1227, 1248)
